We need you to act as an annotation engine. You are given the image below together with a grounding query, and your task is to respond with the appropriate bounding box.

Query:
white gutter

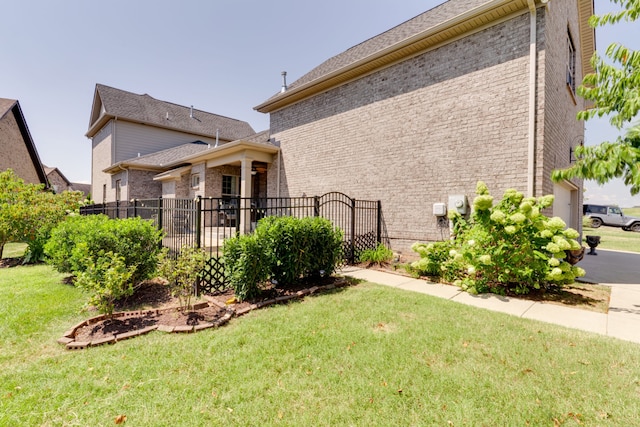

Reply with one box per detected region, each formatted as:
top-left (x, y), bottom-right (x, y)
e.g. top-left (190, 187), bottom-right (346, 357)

top-left (526, 0), bottom-right (538, 197)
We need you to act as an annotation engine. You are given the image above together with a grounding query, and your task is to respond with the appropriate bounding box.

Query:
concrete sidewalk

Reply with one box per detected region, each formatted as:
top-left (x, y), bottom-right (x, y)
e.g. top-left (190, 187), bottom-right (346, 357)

top-left (339, 265), bottom-right (640, 344)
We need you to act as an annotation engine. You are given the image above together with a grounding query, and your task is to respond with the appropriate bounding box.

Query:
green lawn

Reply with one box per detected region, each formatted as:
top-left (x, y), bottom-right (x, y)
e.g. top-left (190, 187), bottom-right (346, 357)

top-left (1, 265), bottom-right (639, 426)
top-left (583, 224), bottom-right (640, 253)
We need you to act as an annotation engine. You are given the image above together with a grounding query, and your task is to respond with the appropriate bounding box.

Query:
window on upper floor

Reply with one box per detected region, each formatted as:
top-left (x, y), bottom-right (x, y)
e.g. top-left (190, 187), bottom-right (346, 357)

top-left (567, 29), bottom-right (577, 94)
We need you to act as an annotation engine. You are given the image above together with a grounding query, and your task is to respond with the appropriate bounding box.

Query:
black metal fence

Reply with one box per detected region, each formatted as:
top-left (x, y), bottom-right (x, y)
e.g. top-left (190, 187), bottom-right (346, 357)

top-left (80, 193), bottom-right (384, 293)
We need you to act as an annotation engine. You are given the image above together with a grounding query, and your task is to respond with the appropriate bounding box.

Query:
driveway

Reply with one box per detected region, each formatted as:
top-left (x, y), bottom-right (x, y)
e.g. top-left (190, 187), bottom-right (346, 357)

top-left (577, 248), bottom-right (640, 285)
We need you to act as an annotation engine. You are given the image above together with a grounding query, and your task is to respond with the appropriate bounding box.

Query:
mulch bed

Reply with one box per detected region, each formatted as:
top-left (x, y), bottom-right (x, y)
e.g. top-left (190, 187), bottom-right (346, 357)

top-left (59, 276), bottom-right (349, 350)
top-left (0, 257), bottom-right (23, 268)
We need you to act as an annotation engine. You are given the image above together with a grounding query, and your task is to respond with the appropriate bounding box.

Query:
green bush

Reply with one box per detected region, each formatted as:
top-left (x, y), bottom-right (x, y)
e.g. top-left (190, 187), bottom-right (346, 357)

top-left (75, 251), bottom-right (135, 316)
top-left (223, 233), bottom-right (269, 301)
top-left (411, 182), bottom-right (585, 295)
top-left (157, 246), bottom-right (208, 310)
top-left (45, 215), bottom-right (163, 285)
top-left (223, 216), bottom-right (343, 301)
top-left (358, 243), bottom-right (394, 266)
top-left (257, 216), bottom-right (343, 287)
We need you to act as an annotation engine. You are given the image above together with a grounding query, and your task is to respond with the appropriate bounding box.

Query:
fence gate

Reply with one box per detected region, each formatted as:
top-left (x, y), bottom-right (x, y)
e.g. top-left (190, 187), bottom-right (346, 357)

top-left (317, 192), bottom-right (381, 264)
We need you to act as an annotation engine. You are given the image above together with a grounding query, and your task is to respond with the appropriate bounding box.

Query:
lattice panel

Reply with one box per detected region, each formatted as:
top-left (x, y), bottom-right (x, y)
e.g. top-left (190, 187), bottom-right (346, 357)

top-left (198, 257), bottom-right (228, 294)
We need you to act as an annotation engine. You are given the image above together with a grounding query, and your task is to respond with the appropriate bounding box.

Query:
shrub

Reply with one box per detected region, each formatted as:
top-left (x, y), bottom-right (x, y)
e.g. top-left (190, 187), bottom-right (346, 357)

top-left (75, 251), bottom-right (135, 316)
top-left (359, 243), bottom-right (394, 266)
top-left (223, 233), bottom-right (269, 301)
top-left (256, 216), bottom-right (343, 287)
top-left (45, 215), bottom-right (163, 285)
top-left (222, 216), bottom-right (344, 301)
top-left (411, 182), bottom-right (585, 295)
top-left (157, 246), bottom-right (208, 310)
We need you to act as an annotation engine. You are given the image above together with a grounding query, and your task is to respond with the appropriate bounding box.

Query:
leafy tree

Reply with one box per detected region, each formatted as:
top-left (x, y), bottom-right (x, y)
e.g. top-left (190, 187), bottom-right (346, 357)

top-left (552, 1), bottom-right (640, 194)
top-left (0, 169), bottom-right (84, 261)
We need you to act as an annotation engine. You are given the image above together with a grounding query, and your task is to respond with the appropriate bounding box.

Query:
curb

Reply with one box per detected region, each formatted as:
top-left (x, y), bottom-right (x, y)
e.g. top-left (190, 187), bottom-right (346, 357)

top-left (58, 278), bottom-right (348, 350)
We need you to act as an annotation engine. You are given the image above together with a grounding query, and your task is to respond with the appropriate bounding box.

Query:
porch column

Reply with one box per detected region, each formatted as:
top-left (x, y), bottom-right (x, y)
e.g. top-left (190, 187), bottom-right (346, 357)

top-left (239, 156), bottom-right (253, 234)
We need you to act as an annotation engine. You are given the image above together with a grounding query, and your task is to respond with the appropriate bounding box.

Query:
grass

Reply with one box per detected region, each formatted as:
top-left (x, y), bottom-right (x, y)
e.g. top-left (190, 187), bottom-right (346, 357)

top-left (2, 265), bottom-right (640, 426)
top-left (583, 224), bottom-right (640, 253)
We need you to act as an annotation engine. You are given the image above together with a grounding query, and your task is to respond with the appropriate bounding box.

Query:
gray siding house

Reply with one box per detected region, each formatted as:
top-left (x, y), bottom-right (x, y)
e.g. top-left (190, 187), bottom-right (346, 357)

top-left (86, 84), bottom-right (277, 213)
top-left (255, 0), bottom-right (595, 253)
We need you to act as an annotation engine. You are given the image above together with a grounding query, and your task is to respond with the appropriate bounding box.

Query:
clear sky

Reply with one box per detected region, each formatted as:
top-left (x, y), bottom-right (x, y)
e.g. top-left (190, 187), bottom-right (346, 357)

top-left (3, 1), bottom-right (639, 207)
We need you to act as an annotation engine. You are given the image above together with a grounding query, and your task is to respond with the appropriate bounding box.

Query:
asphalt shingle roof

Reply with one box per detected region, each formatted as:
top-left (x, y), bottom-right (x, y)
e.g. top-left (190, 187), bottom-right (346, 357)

top-left (124, 141), bottom-right (212, 168)
top-left (265, 0), bottom-right (488, 98)
top-left (91, 84), bottom-right (255, 141)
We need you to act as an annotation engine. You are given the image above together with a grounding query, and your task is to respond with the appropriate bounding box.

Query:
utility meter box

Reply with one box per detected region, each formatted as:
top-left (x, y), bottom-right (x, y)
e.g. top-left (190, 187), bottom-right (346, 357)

top-left (432, 202), bottom-right (447, 217)
top-left (448, 195), bottom-right (468, 215)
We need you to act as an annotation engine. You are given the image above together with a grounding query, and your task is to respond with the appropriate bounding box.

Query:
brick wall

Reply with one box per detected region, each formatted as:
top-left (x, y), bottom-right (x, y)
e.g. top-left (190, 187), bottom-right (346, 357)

top-left (269, 14), bottom-right (535, 254)
top-left (0, 110), bottom-right (42, 184)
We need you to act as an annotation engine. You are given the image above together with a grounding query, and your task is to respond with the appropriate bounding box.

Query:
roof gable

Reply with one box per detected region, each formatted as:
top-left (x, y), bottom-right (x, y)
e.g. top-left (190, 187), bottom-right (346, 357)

top-left (86, 84), bottom-right (256, 141)
top-left (0, 98), bottom-right (49, 186)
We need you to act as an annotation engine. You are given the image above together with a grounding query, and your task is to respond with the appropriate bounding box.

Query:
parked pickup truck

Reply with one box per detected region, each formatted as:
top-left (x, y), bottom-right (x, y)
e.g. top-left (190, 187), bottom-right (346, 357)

top-left (583, 204), bottom-right (640, 232)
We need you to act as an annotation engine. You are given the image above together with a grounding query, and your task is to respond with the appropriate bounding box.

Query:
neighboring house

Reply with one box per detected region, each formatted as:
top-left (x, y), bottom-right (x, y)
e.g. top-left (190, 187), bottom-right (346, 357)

top-left (86, 84), bottom-right (277, 210)
top-left (254, 0), bottom-right (595, 253)
top-left (44, 166), bottom-right (91, 197)
top-left (0, 98), bottom-right (48, 186)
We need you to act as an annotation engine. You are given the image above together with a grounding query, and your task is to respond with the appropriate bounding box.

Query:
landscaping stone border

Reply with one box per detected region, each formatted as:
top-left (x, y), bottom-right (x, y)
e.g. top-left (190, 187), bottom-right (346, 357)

top-left (58, 278), bottom-right (348, 350)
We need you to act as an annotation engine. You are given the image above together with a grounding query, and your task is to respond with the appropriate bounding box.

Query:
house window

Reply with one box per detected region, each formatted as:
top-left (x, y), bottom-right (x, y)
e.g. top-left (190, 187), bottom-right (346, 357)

top-left (222, 175), bottom-right (239, 198)
top-left (567, 30), bottom-right (576, 94)
top-left (191, 173), bottom-right (200, 189)
top-left (115, 179), bottom-right (121, 202)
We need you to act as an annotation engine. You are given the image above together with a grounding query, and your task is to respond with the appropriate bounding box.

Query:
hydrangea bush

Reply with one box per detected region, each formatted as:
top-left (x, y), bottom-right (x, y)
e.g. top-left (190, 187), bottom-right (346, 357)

top-left (411, 182), bottom-right (585, 295)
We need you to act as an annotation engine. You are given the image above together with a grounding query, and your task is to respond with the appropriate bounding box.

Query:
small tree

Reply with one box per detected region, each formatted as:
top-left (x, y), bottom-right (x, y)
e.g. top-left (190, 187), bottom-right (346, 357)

top-left (553, 1), bottom-right (640, 194)
top-left (157, 246), bottom-right (208, 311)
top-left (0, 169), bottom-right (83, 261)
top-left (75, 251), bottom-right (136, 317)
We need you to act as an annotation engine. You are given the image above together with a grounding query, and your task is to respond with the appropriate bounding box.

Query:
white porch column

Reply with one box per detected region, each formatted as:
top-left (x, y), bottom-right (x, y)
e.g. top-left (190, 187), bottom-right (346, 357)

top-left (239, 156), bottom-right (253, 234)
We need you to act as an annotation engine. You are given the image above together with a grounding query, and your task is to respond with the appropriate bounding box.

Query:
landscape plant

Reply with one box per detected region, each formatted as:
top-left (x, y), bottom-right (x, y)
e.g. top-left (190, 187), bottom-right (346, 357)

top-left (223, 216), bottom-right (343, 301)
top-left (358, 242), bottom-right (394, 266)
top-left (0, 169), bottom-right (84, 262)
top-left (553, 0), bottom-right (640, 194)
top-left (223, 232), bottom-right (270, 301)
top-left (157, 246), bottom-right (208, 310)
top-left (411, 182), bottom-right (585, 294)
top-left (45, 214), bottom-right (163, 285)
top-left (74, 251), bottom-right (135, 316)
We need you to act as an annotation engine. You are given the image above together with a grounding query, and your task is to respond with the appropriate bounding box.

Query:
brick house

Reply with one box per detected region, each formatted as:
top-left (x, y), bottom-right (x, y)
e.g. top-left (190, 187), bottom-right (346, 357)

top-left (0, 98), bottom-right (48, 186)
top-left (86, 84), bottom-right (277, 213)
top-left (255, 0), bottom-right (595, 252)
top-left (44, 166), bottom-right (91, 197)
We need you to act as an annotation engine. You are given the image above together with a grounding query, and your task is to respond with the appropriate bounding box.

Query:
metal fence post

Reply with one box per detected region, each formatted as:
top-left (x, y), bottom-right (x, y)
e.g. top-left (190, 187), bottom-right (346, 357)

top-left (157, 197), bottom-right (163, 231)
top-left (350, 197), bottom-right (356, 264)
top-left (196, 196), bottom-right (202, 249)
top-left (314, 196), bottom-right (320, 217)
top-left (376, 200), bottom-right (382, 244)
top-left (235, 195), bottom-right (241, 235)
top-left (133, 199), bottom-right (138, 218)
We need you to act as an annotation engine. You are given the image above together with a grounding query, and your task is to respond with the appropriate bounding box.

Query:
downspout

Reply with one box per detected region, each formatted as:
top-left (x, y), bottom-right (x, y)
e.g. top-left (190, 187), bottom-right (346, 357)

top-left (276, 150), bottom-right (281, 197)
top-left (526, 0), bottom-right (537, 197)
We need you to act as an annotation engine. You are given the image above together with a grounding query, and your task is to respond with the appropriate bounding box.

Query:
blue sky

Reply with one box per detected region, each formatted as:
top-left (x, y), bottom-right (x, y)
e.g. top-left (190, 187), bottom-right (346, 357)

top-left (3, 1), bottom-right (639, 207)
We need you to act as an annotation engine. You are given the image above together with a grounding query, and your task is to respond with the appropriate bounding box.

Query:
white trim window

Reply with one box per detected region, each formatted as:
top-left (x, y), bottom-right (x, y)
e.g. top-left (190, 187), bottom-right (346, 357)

top-left (191, 173), bottom-right (200, 189)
